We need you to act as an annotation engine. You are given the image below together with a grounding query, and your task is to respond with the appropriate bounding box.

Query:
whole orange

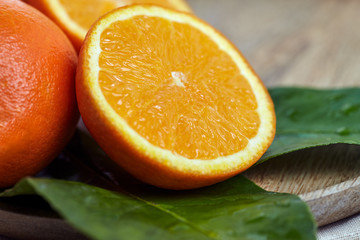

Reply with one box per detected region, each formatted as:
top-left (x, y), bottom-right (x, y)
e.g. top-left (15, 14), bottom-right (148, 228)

top-left (0, 0), bottom-right (79, 188)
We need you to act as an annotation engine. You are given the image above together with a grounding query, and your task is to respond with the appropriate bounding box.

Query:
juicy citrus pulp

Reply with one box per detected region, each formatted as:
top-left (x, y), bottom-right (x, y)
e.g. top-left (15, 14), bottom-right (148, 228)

top-left (99, 16), bottom-right (260, 160)
top-left (77, 5), bottom-right (276, 189)
top-left (24, 0), bottom-right (192, 51)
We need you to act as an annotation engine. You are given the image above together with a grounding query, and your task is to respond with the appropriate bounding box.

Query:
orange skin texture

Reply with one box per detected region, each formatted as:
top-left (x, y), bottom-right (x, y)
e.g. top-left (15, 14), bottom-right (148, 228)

top-left (23, 0), bottom-right (84, 52)
top-left (76, 6), bottom-right (276, 190)
top-left (0, 0), bottom-right (79, 188)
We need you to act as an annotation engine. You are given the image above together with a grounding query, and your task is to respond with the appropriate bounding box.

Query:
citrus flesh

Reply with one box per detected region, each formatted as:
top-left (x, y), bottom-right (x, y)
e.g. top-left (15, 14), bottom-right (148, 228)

top-left (0, 0), bottom-right (78, 188)
top-left (99, 16), bottom-right (260, 160)
top-left (77, 5), bottom-right (276, 189)
top-left (24, 0), bottom-right (192, 52)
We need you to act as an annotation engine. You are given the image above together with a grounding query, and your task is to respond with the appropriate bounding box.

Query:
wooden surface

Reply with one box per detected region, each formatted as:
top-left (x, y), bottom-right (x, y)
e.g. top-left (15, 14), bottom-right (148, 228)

top-left (190, 0), bottom-right (360, 88)
top-left (189, 0), bottom-right (360, 226)
top-left (243, 145), bottom-right (360, 226)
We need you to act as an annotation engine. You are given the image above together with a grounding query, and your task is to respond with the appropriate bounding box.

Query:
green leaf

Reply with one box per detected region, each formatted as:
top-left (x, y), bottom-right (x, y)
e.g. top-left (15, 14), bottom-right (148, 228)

top-left (260, 88), bottom-right (360, 163)
top-left (8, 87), bottom-right (359, 240)
top-left (0, 177), bottom-right (315, 240)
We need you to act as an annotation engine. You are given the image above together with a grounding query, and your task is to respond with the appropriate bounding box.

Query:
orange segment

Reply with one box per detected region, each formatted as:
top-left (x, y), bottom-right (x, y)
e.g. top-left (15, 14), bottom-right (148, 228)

top-left (98, 16), bottom-right (260, 159)
top-left (24, 0), bottom-right (192, 52)
top-left (76, 5), bottom-right (276, 189)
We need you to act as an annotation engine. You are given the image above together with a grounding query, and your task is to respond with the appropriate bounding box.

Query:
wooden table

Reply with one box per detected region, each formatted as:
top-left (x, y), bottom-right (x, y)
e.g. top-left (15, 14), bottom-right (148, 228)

top-left (189, 0), bottom-right (360, 227)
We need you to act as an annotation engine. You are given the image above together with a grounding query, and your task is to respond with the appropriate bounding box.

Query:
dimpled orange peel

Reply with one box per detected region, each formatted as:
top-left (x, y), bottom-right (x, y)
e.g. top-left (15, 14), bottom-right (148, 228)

top-left (0, 0), bottom-right (78, 188)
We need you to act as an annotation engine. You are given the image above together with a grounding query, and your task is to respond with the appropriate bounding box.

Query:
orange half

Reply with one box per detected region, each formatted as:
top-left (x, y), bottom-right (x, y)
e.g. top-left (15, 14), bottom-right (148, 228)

top-left (76, 5), bottom-right (276, 189)
top-left (24, 0), bottom-right (192, 52)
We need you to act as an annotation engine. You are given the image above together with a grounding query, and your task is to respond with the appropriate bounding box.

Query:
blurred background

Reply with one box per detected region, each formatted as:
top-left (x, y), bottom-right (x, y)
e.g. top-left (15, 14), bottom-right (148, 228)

top-left (188, 0), bottom-right (360, 87)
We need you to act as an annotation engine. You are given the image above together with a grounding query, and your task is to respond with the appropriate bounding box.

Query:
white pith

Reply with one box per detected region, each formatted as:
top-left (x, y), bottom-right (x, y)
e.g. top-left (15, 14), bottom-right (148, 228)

top-left (43, 0), bottom-right (87, 40)
top-left (42, 0), bottom-right (192, 42)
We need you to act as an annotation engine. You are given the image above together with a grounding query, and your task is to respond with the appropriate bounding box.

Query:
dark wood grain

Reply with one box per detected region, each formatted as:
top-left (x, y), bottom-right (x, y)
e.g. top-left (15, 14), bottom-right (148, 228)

top-left (0, 209), bottom-right (87, 240)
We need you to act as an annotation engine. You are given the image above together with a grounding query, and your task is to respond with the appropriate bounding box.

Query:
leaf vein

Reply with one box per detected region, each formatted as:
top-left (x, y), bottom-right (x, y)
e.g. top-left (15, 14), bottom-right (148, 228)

top-left (127, 192), bottom-right (219, 240)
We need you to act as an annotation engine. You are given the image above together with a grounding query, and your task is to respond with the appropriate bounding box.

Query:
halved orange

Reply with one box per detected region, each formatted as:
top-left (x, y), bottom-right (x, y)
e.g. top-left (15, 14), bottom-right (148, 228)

top-left (24, 0), bottom-right (192, 52)
top-left (76, 5), bottom-right (276, 190)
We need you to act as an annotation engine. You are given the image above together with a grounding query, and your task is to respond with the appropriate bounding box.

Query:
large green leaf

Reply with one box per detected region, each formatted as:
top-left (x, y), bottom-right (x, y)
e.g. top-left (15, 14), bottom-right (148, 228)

top-left (0, 177), bottom-right (315, 240)
top-left (260, 88), bottom-right (360, 162)
top-left (4, 87), bottom-right (360, 240)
